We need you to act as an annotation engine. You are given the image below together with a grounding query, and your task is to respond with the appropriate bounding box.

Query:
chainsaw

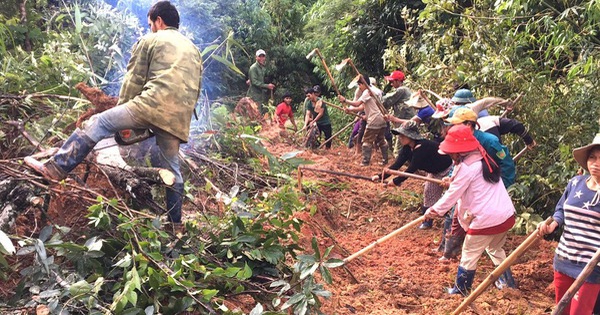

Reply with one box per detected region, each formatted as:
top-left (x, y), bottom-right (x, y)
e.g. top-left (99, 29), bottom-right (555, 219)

top-left (114, 128), bottom-right (154, 145)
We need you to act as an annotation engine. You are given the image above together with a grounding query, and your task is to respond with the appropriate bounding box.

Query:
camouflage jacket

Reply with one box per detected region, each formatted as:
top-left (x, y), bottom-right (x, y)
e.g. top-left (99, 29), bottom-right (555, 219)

top-left (119, 27), bottom-right (203, 142)
top-left (382, 86), bottom-right (415, 119)
top-left (246, 62), bottom-right (269, 105)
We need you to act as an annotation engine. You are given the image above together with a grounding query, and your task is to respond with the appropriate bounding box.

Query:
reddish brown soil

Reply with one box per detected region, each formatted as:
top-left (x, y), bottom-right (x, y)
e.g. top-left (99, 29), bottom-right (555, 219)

top-left (260, 122), bottom-right (556, 315)
top-left (2, 122), bottom-right (557, 314)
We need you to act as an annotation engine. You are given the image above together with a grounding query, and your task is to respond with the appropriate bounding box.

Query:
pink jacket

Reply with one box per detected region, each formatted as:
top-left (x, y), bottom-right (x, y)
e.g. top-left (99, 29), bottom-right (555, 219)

top-left (428, 151), bottom-right (515, 231)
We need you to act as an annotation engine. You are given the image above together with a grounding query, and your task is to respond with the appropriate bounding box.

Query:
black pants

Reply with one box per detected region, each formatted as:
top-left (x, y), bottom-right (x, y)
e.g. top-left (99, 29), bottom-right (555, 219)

top-left (318, 124), bottom-right (333, 149)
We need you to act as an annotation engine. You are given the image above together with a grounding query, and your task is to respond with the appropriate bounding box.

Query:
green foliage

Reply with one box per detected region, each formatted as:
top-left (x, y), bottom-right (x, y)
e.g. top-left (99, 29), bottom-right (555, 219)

top-left (1, 184), bottom-right (335, 314)
top-left (393, 0), bottom-right (600, 231)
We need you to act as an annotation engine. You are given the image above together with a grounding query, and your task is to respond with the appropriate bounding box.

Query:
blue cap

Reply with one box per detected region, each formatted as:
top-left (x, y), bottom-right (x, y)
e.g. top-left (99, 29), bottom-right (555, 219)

top-left (451, 89), bottom-right (476, 104)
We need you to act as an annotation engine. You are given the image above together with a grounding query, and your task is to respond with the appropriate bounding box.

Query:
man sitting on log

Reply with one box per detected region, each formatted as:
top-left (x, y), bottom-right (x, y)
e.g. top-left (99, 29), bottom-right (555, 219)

top-left (24, 0), bottom-right (203, 232)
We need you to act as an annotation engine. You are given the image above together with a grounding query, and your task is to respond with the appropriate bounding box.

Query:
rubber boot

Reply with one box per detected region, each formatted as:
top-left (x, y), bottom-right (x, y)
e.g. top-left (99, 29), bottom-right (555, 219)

top-left (437, 212), bottom-right (451, 252)
top-left (380, 144), bottom-right (389, 165)
top-left (442, 233), bottom-right (465, 260)
top-left (24, 129), bottom-right (96, 181)
top-left (166, 183), bottom-right (184, 223)
top-left (495, 267), bottom-right (517, 289)
top-left (361, 145), bottom-right (372, 166)
top-left (418, 206), bottom-right (432, 230)
top-left (447, 266), bottom-right (476, 296)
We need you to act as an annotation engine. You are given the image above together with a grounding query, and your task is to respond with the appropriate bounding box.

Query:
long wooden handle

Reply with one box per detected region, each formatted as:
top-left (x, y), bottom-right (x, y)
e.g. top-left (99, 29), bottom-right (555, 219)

top-left (451, 217), bottom-right (553, 315)
top-left (299, 166), bottom-right (374, 181)
top-left (512, 147), bottom-right (528, 162)
top-left (315, 49), bottom-right (341, 96)
top-left (343, 216), bottom-right (424, 263)
top-left (384, 169), bottom-right (443, 185)
top-left (347, 59), bottom-right (389, 115)
top-left (552, 247), bottom-right (600, 315)
top-left (318, 120), bottom-right (355, 149)
top-left (322, 100), bottom-right (362, 118)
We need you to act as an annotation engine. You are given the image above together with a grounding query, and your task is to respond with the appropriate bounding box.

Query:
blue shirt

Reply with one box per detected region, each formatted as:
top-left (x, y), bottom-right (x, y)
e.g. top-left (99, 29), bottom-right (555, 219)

top-left (473, 130), bottom-right (515, 187)
top-left (553, 175), bottom-right (600, 283)
top-left (417, 106), bottom-right (435, 124)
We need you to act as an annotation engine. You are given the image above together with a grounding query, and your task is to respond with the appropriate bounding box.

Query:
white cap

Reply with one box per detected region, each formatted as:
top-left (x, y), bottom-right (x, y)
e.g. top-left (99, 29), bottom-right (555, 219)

top-left (255, 49), bottom-right (266, 57)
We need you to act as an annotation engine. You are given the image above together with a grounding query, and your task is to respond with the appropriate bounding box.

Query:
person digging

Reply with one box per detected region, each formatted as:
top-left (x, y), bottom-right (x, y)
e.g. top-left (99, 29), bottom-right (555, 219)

top-left (424, 124), bottom-right (517, 296)
top-left (373, 120), bottom-right (452, 230)
top-left (23, 0), bottom-right (202, 234)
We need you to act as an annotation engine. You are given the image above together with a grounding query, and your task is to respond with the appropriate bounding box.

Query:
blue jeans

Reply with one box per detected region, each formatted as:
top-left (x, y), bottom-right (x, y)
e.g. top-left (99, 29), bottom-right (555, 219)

top-left (83, 105), bottom-right (183, 184)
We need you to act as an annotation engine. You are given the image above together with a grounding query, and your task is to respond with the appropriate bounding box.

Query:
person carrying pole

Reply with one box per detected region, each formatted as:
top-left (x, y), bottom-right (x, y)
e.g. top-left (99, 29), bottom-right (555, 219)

top-left (440, 107), bottom-right (517, 267)
top-left (338, 75), bottom-right (388, 166)
top-left (423, 124), bottom-right (516, 296)
top-left (537, 132), bottom-right (600, 315)
top-left (373, 121), bottom-right (452, 230)
top-left (302, 86), bottom-right (332, 149)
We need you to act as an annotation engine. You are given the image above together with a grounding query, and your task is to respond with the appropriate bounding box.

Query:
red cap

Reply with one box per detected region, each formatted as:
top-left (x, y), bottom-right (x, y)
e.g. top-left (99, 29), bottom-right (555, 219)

top-left (384, 70), bottom-right (405, 82)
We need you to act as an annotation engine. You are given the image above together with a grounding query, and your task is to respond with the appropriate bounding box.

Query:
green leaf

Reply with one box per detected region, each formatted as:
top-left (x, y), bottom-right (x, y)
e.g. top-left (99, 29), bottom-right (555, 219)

top-left (249, 303), bottom-right (263, 315)
top-left (299, 262), bottom-right (319, 280)
top-left (38, 225), bottom-right (53, 242)
top-left (319, 265), bottom-right (332, 284)
top-left (323, 258), bottom-right (345, 268)
top-left (74, 3), bottom-right (82, 33)
top-left (237, 263), bottom-right (252, 280)
top-left (281, 293), bottom-right (304, 310)
top-left (113, 254), bottom-right (132, 268)
top-left (127, 290), bottom-right (137, 306)
top-left (311, 238), bottom-right (321, 260)
top-left (297, 255), bottom-right (316, 264)
top-left (201, 289), bottom-right (219, 301)
top-left (69, 280), bottom-right (93, 296)
top-left (0, 230), bottom-right (15, 255)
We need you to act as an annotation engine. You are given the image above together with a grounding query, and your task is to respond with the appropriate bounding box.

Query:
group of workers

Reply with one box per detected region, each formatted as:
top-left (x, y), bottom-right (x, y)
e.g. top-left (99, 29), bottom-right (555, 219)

top-left (260, 51), bottom-right (599, 313)
top-left (19, 3), bottom-right (600, 311)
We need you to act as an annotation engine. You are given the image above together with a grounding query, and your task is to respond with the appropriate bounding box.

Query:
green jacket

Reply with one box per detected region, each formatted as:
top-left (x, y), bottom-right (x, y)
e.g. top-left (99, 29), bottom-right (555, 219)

top-left (382, 86), bottom-right (415, 119)
top-left (119, 27), bottom-right (203, 142)
top-left (246, 62), bottom-right (269, 105)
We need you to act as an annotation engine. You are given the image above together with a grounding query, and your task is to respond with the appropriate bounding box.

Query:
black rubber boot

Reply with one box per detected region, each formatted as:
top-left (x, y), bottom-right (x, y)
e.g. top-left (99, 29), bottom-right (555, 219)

top-left (443, 233), bottom-right (465, 259)
top-left (380, 144), bottom-right (389, 165)
top-left (361, 146), bottom-right (372, 166)
top-left (166, 183), bottom-right (184, 223)
top-left (53, 129), bottom-right (97, 173)
top-left (448, 266), bottom-right (476, 296)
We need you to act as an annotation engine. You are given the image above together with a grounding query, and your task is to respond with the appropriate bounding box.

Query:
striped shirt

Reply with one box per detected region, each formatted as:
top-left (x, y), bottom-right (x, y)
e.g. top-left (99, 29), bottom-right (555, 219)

top-left (553, 175), bottom-right (600, 283)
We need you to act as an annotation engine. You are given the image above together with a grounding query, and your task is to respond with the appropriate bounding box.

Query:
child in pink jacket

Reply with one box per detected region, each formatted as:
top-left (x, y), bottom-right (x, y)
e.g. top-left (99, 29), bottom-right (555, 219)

top-left (424, 124), bottom-right (516, 295)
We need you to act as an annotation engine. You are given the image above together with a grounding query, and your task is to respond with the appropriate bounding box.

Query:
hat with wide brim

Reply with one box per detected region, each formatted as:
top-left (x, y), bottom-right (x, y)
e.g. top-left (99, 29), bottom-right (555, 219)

top-left (431, 98), bottom-right (455, 119)
top-left (438, 124), bottom-right (479, 154)
top-left (391, 121), bottom-right (425, 140)
top-left (573, 133), bottom-right (600, 171)
top-left (452, 89), bottom-right (476, 104)
top-left (404, 92), bottom-right (429, 109)
top-left (445, 106), bottom-right (478, 125)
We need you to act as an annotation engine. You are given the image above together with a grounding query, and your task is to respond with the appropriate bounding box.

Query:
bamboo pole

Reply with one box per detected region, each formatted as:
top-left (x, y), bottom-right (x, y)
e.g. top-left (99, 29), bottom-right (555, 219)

top-left (318, 120), bottom-right (355, 149)
top-left (500, 93), bottom-right (524, 118)
top-left (451, 217), bottom-right (553, 315)
top-left (299, 166), bottom-right (374, 181)
top-left (315, 49), bottom-right (341, 96)
top-left (512, 147), bottom-right (529, 162)
top-left (418, 90), bottom-right (437, 110)
top-left (343, 216), bottom-right (424, 263)
top-left (297, 166), bottom-right (303, 191)
top-left (322, 100), bottom-right (363, 118)
top-left (337, 58), bottom-right (388, 115)
top-left (384, 168), bottom-right (443, 185)
top-left (552, 247), bottom-right (600, 315)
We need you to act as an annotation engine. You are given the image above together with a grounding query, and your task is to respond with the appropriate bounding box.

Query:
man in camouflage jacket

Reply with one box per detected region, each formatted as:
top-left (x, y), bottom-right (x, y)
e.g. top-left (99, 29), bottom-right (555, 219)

top-left (24, 1), bottom-right (202, 227)
top-left (247, 49), bottom-right (275, 114)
